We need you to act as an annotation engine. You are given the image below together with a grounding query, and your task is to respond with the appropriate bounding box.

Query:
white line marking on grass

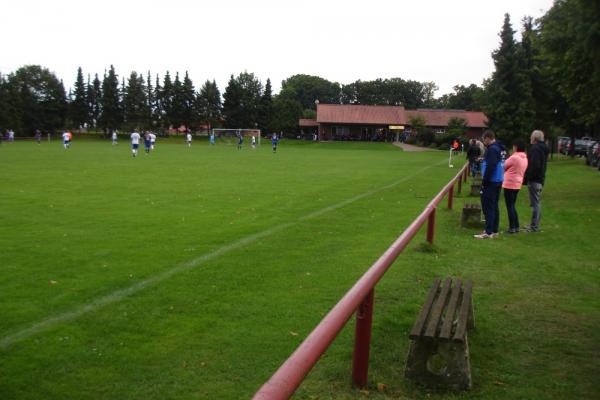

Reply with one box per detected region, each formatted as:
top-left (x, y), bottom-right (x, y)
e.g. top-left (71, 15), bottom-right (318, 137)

top-left (0, 160), bottom-right (446, 349)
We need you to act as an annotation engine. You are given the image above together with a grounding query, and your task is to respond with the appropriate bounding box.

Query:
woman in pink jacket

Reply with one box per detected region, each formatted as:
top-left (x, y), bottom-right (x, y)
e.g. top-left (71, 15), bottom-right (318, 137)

top-left (503, 138), bottom-right (529, 234)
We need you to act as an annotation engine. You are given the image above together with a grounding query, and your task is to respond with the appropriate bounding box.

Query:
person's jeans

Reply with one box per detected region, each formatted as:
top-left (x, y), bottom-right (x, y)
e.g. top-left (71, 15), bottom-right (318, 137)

top-left (503, 188), bottom-right (520, 231)
top-left (528, 182), bottom-right (543, 229)
top-left (470, 160), bottom-right (479, 177)
top-left (481, 183), bottom-right (501, 234)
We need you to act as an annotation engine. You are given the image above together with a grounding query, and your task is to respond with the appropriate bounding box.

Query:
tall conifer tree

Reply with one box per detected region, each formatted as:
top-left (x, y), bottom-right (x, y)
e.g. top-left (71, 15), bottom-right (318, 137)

top-left (70, 67), bottom-right (88, 129)
top-left (99, 65), bottom-right (122, 133)
top-left (258, 78), bottom-right (273, 132)
top-left (483, 13), bottom-right (534, 141)
top-left (197, 80), bottom-right (222, 131)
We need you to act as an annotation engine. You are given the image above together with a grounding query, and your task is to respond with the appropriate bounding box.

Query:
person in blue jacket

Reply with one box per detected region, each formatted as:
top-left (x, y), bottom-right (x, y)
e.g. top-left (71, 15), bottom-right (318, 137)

top-left (474, 130), bottom-right (506, 239)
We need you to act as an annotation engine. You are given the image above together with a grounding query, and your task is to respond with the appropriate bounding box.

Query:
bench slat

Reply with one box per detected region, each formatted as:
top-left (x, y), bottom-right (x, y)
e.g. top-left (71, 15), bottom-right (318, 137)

top-left (452, 280), bottom-right (473, 343)
top-left (439, 279), bottom-right (462, 341)
top-left (423, 277), bottom-right (452, 339)
top-left (409, 278), bottom-right (441, 339)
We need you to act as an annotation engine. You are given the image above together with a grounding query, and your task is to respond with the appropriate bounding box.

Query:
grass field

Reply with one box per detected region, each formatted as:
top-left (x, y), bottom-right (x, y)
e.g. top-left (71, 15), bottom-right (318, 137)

top-left (0, 139), bottom-right (598, 399)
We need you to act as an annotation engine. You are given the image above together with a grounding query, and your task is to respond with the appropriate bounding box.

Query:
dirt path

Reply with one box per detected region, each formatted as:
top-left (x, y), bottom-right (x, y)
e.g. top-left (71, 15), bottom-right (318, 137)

top-left (393, 142), bottom-right (437, 152)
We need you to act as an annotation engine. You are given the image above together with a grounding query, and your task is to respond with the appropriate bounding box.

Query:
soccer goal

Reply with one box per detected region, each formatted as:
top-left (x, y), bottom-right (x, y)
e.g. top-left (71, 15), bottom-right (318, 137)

top-left (211, 128), bottom-right (262, 145)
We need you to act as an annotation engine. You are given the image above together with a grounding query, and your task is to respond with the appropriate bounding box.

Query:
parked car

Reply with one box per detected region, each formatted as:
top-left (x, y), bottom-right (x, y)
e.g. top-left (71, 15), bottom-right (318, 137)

top-left (585, 141), bottom-right (600, 166)
top-left (557, 136), bottom-right (570, 154)
top-left (574, 139), bottom-right (590, 156)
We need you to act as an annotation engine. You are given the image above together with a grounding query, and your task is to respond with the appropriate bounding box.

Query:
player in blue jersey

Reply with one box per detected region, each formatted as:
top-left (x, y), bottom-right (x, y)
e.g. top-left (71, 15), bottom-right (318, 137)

top-left (272, 133), bottom-right (278, 153)
top-left (237, 132), bottom-right (243, 150)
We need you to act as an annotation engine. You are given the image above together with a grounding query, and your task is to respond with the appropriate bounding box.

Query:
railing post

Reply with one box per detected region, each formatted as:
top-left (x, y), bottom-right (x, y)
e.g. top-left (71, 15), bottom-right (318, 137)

top-left (427, 208), bottom-right (436, 243)
top-left (447, 184), bottom-right (454, 209)
top-left (352, 289), bottom-right (374, 388)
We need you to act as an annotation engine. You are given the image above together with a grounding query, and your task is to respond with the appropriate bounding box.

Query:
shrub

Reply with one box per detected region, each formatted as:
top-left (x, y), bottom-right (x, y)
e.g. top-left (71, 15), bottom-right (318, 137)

top-left (406, 135), bottom-right (417, 145)
top-left (417, 128), bottom-right (435, 146)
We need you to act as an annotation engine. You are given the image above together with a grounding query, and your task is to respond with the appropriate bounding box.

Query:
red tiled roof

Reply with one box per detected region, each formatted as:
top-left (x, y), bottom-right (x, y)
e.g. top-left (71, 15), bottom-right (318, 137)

top-left (299, 118), bottom-right (318, 127)
top-left (406, 109), bottom-right (488, 128)
top-left (316, 104), bottom-right (406, 125)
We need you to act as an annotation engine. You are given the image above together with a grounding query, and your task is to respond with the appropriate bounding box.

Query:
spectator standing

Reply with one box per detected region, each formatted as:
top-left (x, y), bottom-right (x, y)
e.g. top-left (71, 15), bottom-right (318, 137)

top-left (502, 139), bottom-right (528, 234)
top-left (523, 130), bottom-right (549, 232)
top-left (466, 139), bottom-right (481, 177)
top-left (474, 130), bottom-right (505, 239)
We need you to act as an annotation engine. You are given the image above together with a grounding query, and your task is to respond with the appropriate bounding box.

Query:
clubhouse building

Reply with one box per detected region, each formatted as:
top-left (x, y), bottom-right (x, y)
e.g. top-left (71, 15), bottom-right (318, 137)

top-left (299, 104), bottom-right (487, 141)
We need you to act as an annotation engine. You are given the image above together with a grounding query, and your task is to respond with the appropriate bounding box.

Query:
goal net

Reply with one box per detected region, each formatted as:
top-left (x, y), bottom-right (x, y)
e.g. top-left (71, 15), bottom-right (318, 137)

top-left (211, 128), bottom-right (262, 145)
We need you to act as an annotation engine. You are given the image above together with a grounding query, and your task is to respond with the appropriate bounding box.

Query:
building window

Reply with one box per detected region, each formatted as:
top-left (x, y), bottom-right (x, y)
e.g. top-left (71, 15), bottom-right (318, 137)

top-left (334, 126), bottom-right (349, 136)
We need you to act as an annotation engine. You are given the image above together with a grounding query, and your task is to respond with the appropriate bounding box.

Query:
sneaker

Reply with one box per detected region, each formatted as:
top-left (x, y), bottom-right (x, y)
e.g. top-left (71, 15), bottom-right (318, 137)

top-left (491, 232), bottom-right (500, 238)
top-left (474, 232), bottom-right (493, 239)
top-left (523, 226), bottom-right (539, 233)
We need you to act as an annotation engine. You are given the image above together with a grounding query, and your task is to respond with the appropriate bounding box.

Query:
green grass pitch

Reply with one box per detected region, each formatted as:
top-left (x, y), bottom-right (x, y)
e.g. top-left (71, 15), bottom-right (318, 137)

top-left (0, 139), bottom-right (598, 399)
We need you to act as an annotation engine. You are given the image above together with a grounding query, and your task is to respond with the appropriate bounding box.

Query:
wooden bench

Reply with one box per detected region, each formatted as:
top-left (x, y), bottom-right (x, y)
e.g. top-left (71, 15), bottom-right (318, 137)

top-left (404, 278), bottom-right (474, 390)
top-left (470, 177), bottom-right (482, 196)
top-left (461, 203), bottom-right (482, 228)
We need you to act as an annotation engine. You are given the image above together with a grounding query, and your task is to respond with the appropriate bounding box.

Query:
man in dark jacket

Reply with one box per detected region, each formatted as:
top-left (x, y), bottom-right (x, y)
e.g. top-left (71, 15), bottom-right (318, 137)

top-left (523, 130), bottom-right (549, 232)
top-left (466, 139), bottom-right (481, 177)
top-left (475, 130), bottom-right (505, 239)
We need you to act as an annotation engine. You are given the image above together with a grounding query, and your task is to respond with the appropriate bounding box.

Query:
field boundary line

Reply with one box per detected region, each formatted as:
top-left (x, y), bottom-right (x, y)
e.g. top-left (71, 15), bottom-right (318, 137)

top-left (0, 159), bottom-right (446, 349)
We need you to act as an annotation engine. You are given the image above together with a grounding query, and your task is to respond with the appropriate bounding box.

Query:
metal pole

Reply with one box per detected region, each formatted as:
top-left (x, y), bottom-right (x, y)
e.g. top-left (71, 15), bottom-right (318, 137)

top-left (448, 184), bottom-right (454, 209)
top-left (426, 208), bottom-right (436, 244)
top-left (352, 289), bottom-right (374, 387)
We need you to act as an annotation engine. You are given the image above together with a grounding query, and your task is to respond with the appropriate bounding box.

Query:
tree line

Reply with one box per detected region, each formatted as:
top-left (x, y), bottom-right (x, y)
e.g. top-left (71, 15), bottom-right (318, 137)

top-left (0, 67), bottom-right (485, 137)
top-left (0, 0), bottom-right (598, 141)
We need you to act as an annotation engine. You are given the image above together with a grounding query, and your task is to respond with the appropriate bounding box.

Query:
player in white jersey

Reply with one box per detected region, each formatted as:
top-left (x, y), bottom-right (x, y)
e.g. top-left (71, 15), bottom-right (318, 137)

top-left (186, 132), bottom-right (192, 147)
top-left (130, 131), bottom-right (141, 157)
top-left (62, 131), bottom-right (71, 149)
top-left (112, 131), bottom-right (118, 145)
top-left (251, 135), bottom-right (256, 149)
top-left (149, 133), bottom-right (156, 150)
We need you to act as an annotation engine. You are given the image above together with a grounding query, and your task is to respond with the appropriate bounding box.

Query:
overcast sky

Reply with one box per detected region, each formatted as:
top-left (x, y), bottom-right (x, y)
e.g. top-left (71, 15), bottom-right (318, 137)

top-left (1, 0), bottom-right (554, 97)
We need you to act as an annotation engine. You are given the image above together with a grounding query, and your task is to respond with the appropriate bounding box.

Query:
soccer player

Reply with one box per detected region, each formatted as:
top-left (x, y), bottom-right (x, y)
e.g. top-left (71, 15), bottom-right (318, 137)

top-left (62, 130), bottom-right (70, 149)
top-left (130, 130), bottom-right (141, 157)
top-left (237, 132), bottom-right (243, 150)
top-left (209, 132), bottom-right (215, 145)
top-left (251, 135), bottom-right (256, 149)
top-left (144, 131), bottom-right (152, 154)
top-left (150, 132), bottom-right (156, 150)
top-left (112, 131), bottom-right (118, 145)
top-left (272, 133), bottom-right (278, 153)
top-left (186, 131), bottom-right (192, 147)
top-left (35, 129), bottom-right (41, 144)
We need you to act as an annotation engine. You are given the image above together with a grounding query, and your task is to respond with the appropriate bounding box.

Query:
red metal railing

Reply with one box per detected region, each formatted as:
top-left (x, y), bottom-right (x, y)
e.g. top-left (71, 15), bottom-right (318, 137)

top-left (254, 163), bottom-right (469, 400)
